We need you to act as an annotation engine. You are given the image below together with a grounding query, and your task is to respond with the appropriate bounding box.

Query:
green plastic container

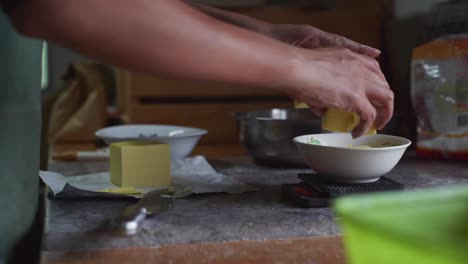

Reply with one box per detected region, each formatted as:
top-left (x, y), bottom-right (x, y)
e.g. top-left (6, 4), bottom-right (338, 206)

top-left (335, 185), bottom-right (468, 264)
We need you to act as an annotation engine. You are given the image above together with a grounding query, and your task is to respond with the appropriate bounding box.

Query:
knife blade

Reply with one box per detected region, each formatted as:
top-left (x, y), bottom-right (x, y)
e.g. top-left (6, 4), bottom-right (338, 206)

top-left (108, 188), bottom-right (175, 235)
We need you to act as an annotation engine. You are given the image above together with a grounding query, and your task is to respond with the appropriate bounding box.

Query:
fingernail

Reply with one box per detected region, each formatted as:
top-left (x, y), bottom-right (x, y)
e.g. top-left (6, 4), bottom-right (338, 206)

top-left (364, 45), bottom-right (381, 57)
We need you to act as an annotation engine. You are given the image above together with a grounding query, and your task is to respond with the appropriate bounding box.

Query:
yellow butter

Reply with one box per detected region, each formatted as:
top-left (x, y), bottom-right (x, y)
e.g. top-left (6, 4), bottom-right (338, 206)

top-left (323, 108), bottom-right (376, 134)
top-left (110, 141), bottom-right (171, 188)
top-left (294, 101), bottom-right (308, 109)
top-left (97, 187), bottom-right (142, 195)
top-left (294, 102), bottom-right (376, 134)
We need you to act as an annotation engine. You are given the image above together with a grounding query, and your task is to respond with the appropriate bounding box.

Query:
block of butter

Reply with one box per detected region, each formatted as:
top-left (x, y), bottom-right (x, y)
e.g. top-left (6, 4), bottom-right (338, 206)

top-left (322, 108), bottom-right (376, 134)
top-left (294, 102), bottom-right (376, 134)
top-left (110, 141), bottom-right (171, 188)
top-left (294, 101), bottom-right (308, 109)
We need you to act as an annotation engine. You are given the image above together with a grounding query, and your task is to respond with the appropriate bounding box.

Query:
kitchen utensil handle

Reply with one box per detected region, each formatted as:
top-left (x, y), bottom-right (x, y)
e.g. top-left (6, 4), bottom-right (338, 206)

top-left (110, 206), bottom-right (147, 235)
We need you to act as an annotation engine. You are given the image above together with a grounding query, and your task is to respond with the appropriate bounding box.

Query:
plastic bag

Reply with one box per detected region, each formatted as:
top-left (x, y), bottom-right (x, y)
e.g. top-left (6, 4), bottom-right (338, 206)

top-left (48, 63), bottom-right (109, 144)
top-left (411, 35), bottom-right (468, 161)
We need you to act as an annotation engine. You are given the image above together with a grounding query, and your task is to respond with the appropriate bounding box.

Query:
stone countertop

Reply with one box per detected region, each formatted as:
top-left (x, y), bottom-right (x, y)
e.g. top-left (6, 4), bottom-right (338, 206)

top-left (45, 153), bottom-right (468, 252)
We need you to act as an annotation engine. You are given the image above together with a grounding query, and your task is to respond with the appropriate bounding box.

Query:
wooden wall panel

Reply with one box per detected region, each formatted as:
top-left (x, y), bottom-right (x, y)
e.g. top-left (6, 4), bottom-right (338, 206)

top-left (127, 72), bottom-right (284, 98)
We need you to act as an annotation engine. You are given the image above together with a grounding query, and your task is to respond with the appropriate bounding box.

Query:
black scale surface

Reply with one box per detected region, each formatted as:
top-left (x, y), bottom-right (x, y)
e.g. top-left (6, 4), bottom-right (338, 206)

top-left (282, 173), bottom-right (404, 208)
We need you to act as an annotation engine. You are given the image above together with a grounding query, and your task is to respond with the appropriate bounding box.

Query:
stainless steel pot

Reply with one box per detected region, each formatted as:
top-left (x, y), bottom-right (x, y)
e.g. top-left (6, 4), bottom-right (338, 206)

top-left (235, 108), bottom-right (322, 167)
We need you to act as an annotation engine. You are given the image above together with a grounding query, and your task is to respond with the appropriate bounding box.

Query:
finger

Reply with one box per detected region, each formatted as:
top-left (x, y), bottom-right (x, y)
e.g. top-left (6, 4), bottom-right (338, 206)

top-left (301, 102), bottom-right (326, 118)
top-left (309, 106), bottom-right (326, 118)
top-left (362, 69), bottom-right (389, 91)
top-left (295, 34), bottom-right (314, 48)
top-left (363, 57), bottom-right (387, 82)
top-left (321, 32), bottom-right (381, 58)
top-left (336, 47), bottom-right (385, 82)
top-left (332, 34), bottom-right (381, 58)
top-left (351, 52), bottom-right (387, 83)
top-left (367, 88), bottom-right (394, 130)
top-left (296, 35), bottom-right (320, 49)
top-left (358, 45), bottom-right (381, 58)
top-left (291, 40), bottom-right (300, 46)
top-left (348, 97), bottom-right (377, 138)
top-left (352, 60), bottom-right (389, 90)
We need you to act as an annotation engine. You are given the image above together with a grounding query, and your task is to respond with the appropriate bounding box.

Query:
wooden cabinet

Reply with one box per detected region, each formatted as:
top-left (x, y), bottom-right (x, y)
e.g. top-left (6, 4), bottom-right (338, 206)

top-left (116, 70), bottom-right (292, 148)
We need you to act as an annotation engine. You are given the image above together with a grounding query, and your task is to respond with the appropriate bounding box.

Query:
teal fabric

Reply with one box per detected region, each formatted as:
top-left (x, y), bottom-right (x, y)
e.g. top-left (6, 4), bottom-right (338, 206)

top-left (0, 14), bottom-right (42, 262)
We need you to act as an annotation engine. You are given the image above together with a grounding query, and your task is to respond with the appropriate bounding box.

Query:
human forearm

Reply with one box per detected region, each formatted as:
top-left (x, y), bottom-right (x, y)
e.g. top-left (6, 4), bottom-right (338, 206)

top-left (10, 0), bottom-right (293, 90)
top-left (184, 1), bottom-right (272, 35)
top-left (183, 2), bottom-right (381, 58)
top-left (7, 0), bottom-right (392, 137)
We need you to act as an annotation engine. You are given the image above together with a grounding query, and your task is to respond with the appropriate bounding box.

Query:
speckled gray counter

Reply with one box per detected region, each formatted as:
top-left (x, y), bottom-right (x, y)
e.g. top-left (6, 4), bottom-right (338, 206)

top-left (45, 153), bottom-right (468, 251)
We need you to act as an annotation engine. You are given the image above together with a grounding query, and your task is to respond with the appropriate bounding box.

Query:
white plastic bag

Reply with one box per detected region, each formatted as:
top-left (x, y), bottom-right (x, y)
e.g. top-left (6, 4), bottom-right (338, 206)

top-left (411, 35), bottom-right (468, 161)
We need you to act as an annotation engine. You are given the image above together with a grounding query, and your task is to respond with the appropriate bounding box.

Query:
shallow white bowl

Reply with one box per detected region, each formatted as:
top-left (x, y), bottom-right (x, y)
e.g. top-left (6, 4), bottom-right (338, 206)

top-left (95, 125), bottom-right (207, 160)
top-left (293, 133), bottom-right (411, 183)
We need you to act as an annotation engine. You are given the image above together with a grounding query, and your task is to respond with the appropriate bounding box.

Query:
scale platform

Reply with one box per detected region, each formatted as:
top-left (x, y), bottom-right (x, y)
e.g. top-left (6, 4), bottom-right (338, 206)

top-left (283, 173), bottom-right (404, 208)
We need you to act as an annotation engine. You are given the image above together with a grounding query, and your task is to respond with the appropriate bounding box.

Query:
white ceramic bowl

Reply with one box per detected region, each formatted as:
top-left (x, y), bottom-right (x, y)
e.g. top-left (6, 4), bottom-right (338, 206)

top-left (95, 125), bottom-right (207, 160)
top-left (293, 133), bottom-right (411, 183)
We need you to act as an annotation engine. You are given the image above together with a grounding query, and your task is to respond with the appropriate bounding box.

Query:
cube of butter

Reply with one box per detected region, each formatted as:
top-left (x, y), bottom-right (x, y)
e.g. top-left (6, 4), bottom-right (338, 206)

top-left (322, 108), bottom-right (376, 134)
top-left (110, 141), bottom-right (171, 188)
top-left (295, 102), bottom-right (377, 134)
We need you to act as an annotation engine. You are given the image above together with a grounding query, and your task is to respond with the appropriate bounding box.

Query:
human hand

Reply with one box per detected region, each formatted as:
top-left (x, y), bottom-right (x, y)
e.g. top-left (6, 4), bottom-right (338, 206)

top-left (267, 24), bottom-right (381, 58)
top-left (285, 47), bottom-right (393, 138)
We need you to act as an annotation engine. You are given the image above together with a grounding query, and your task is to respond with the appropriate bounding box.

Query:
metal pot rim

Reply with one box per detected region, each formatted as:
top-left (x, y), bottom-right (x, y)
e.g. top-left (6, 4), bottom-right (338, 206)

top-left (235, 108), bottom-right (321, 122)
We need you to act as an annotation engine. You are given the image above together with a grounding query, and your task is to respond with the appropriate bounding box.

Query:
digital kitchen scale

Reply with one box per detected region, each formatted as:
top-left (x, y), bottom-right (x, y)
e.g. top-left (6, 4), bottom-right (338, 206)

top-left (282, 173), bottom-right (404, 208)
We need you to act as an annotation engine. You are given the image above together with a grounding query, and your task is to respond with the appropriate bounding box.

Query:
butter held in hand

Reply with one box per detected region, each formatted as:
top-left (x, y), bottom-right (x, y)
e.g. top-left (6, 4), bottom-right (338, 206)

top-left (294, 102), bottom-right (377, 134)
top-left (322, 108), bottom-right (376, 134)
top-left (110, 141), bottom-right (171, 188)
